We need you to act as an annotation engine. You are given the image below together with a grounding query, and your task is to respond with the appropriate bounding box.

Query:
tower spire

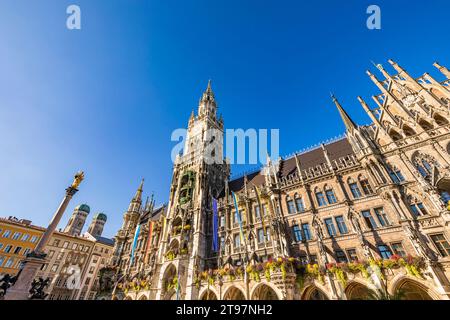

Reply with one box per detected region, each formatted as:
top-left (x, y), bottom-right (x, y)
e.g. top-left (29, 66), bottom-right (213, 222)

top-left (330, 93), bottom-right (357, 131)
top-left (434, 61), bottom-right (450, 78)
top-left (133, 178), bottom-right (144, 203)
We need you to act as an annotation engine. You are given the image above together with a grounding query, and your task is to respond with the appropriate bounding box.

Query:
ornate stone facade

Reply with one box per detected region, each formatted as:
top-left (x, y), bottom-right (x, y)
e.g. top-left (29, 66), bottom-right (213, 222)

top-left (102, 60), bottom-right (450, 300)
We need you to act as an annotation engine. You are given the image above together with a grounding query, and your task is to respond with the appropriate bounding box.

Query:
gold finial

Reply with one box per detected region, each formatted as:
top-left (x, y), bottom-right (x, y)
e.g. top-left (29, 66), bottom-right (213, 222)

top-left (71, 171), bottom-right (85, 189)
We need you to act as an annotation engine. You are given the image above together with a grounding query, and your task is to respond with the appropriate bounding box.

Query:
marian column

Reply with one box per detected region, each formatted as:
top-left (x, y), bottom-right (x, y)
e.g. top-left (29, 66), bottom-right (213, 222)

top-left (4, 172), bottom-right (85, 300)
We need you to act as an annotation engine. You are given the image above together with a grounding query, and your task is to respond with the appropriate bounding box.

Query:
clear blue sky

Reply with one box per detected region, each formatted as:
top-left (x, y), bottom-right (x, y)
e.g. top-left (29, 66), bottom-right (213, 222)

top-left (0, 0), bottom-right (448, 238)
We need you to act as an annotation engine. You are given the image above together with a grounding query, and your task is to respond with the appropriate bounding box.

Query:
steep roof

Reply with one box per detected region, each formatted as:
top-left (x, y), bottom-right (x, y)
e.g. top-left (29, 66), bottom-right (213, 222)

top-left (221, 137), bottom-right (354, 197)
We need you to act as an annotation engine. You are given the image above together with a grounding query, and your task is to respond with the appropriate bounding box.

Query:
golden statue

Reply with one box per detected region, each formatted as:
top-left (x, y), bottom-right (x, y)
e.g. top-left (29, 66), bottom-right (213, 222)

top-left (71, 171), bottom-right (85, 189)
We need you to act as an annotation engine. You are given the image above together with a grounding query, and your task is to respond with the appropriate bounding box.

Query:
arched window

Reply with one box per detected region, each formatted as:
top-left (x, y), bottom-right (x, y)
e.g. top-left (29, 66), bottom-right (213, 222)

top-left (315, 187), bottom-right (327, 207)
top-left (324, 186), bottom-right (337, 204)
top-left (348, 178), bottom-right (362, 199)
top-left (402, 125), bottom-right (416, 137)
top-left (407, 196), bottom-right (429, 217)
top-left (294, 194), bottom-right (305, 213)
top-left (433, 113), bottom-right (449, 126)
top-left (386, 163), bottom-right (405, 184)
top-left (286, 196), bottom-right (296, 214)
top-left (413, 153), bottom-right (439, 180)
top-left (418, 119), bottom-right (433, 131)
top-left (358, 175), bottom-right (373, 195)
top-left (389, 129), bottom-right (403, 141)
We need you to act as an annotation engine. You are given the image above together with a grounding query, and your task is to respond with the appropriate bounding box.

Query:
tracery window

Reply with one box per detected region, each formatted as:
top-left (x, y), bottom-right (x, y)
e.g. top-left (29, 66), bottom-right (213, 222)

top-left (412, 153), bottom-right (439, 180)
top-left (387, 164), bottom-right (405, 184)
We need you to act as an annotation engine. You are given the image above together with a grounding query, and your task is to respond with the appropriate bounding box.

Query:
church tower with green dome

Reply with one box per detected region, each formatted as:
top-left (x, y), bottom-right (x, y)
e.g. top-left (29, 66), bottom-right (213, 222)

top-left (63, 203), bottom-right (90, 236)
top-left (87, 212), bottom-right (108, 237)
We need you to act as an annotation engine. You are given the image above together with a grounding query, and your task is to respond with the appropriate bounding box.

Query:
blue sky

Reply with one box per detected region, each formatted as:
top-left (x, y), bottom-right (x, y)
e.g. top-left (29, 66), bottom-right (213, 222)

top-left (0, 0), bottom-right (448, 238)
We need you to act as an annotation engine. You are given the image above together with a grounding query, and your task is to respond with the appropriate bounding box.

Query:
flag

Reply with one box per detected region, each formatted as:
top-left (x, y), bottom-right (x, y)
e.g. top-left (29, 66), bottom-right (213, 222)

top-left (129, 223), bottom-right (141, 267)
top-left (232, 192), bottom-right (245, 245)
top-left (144, 221), bottom-right (154, 264)
top-left (212, 197), bottom-right (219, 252)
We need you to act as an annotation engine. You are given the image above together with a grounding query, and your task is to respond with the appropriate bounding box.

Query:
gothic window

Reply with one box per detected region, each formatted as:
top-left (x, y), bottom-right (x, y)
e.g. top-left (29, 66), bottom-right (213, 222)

top-left (292, 225), bottom-right (302, 242)
top-left (374, 207), bottom-right (390, 227)
top-left (262, 204), bottom-right (268, 217)
top-left (257, 228), bottom-right (265, 243)
top-left (233, 234), bottom-right (240, 249)
top-left (254, 205), bottom-right (261, 220)
top-left (418, 119), bottom-right (433, 131)
top-left (265, 228), bottom-right (271, 241)
top-left (387, 164), bottom-right (405, 184)
top-left (335, 250), bottom-right (348, 263)
top-left (324, 218), bottom-right (337, 237)
top-left (335, 216), bottom-right (348, 234)
top-left (220, 236), bottom-right (225, 252)
top-left (302, 223), bottom-right (312, 241)
top-left (315, 191), bottom-right (327, 207)
top-left (362, 210), bottom-right (378, 230)
top-left (360, 179), bottom-right (373, 195)
top-left (409, 202), bottom-right (428, 217)
top-left (402, 125), bottom-right (416, 137)
top-left (430, 234), bottom-right (450, 257)
top-left (325, 188), bottom-right (337, 204)
top-left (286, 196), bottom-right (296, 214)
top-left (295, 195), bottom-right (306, 213)
top-left (412, 153), bottom-right (439, 180)
top-left (377, 244), bottom-right (393, 259)
top-left (391, 242), bottom-right (406, 257)
top-left (348, 179), bottom-right (362, 199)
top-left (346, 249), bottom-right (358, 261)
top-left (433, 113), bottom-right (449, 126)
top-left (389, 129), bottom-right (403, 141)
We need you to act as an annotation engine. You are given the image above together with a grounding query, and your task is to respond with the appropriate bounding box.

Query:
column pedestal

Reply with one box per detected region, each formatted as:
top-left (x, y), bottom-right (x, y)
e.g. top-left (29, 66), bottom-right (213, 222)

top-left (4, 253), bottom-right (46, 300)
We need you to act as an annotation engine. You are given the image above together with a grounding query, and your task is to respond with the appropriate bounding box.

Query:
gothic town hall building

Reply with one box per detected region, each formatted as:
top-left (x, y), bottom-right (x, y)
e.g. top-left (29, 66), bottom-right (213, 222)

top-left (98, 60), bottom-right (450, 300)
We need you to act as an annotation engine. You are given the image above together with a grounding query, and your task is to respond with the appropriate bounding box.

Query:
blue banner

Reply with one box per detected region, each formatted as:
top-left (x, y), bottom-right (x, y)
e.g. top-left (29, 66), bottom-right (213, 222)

top-left (129, 223), bottom-right (141, 267)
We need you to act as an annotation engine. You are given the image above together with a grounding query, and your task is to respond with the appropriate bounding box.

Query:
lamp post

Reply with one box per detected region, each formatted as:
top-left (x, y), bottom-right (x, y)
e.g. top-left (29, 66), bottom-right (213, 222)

top-left (4, 171), bottom-right (85, 300)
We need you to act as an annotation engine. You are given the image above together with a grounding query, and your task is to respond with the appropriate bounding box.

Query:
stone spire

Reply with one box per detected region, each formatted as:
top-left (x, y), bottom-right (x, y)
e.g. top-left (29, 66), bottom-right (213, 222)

top-left (331, 94), bottom-right (357, 132)
top-left (198, 80), bottom-right (217, 117)
top-left (434, 61), bottom-right (450, 78)
top-left (128, 179), bottom-right (144, 213)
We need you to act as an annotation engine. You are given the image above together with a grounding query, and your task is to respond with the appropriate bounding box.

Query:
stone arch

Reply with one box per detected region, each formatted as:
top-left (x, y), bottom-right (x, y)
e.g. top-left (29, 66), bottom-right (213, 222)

top-left (345, 281), bottom-right (376, 300)
top-left (250, 282), bottom-right (281, 300)
top-left (199, 288), bottom-right (219, 300)
top-left (389, 128), bottom-right (403, 141)
top-left (390, 276), bottom-right (437, 300)
top-left (160, 263), bottom-right (178, 300)
top-left (301, 285), bottom-right (329, 300)
top-left (138, 294), bottom-right (149, 300)
top-left (433, 113), bottom-right (449, 126)
top-left (123, 295), bottom-right (133, 301)
top-left (402, 124), bottom-right (416, 137)
top-left (418, 118), bottom-right (433, 131)
top-left (223, 285), bottom-right (246, 300)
